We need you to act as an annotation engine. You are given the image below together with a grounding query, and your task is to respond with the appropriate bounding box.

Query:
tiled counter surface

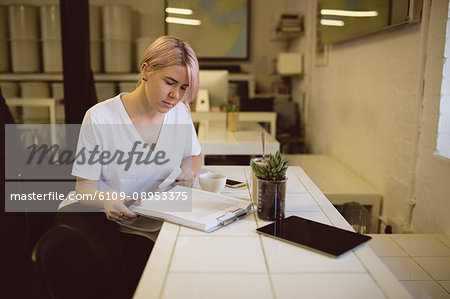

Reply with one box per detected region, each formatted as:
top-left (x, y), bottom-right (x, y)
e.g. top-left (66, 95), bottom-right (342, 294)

top-left (133, 166), bottom-right (412, 299)
top-left (368, 234), bottom-right (450, 298)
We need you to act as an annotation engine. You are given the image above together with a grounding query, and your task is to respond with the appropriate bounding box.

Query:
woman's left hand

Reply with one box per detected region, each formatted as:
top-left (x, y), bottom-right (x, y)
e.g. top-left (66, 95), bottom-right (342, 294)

top-left (175, 167), bottom-right (194, 186)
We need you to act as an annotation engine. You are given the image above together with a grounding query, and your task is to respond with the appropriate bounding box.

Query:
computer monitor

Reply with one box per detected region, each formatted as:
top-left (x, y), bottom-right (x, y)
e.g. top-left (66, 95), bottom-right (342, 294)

top-left (197, 70), bottom-right (229, 109)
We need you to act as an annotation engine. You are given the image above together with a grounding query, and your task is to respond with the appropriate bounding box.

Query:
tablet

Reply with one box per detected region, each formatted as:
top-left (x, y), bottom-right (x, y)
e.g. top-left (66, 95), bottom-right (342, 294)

top-left (256, 216), bottom-right (372, 257)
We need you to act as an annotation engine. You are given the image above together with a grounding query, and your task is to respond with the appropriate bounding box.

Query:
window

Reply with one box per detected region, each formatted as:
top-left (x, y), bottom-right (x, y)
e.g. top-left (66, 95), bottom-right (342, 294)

top-left (436, 6), bottom-right (450, 159)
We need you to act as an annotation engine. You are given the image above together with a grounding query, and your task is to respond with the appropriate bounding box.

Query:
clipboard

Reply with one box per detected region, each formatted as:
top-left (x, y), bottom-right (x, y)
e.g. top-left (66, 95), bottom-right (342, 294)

top-left (204, 206), bottom-right (253, 232)
top-left (131, 185), bottom-right (254, 232)
top-left (217, 207), bottom-right (249, 226)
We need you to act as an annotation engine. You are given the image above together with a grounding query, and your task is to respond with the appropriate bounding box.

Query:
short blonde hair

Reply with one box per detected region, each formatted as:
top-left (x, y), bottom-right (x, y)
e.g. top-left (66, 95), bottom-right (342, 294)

top-left (139, 36), bottom-right (199, 105)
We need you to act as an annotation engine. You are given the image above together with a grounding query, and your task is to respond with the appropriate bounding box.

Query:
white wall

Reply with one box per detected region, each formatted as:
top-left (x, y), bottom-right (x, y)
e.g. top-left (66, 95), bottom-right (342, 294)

top-left (303, 0), bottom-right (450, 236)
top-left (414, 0), bottom-right (450, 235)
top-left (286, 0), bottom-right (315, 134)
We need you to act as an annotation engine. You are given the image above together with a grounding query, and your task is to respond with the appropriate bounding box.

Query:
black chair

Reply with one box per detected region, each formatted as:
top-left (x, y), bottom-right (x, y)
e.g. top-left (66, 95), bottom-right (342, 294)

top-left (2, 88), bottom-right (51, 298)
top-left (339, 201), bottom-right (372, 234)
top-left (32, 224), bottom-right (112, 299)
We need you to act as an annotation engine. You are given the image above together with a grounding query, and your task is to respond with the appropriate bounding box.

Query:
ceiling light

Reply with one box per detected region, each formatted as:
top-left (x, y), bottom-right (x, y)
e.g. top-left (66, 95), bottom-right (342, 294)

top-left (165, 7), bottom-right (193, 15)
top-left (321, 9), bottom-right (378, 17)
top-left (320, 19), bottom-right (345, 26)
top-left (165, 17), bottom-right (201, 26)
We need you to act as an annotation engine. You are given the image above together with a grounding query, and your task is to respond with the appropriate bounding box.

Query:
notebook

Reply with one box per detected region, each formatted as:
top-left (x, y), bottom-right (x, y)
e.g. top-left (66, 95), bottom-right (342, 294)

top-left (256, 216), bottom-right (372, 257)
top-left (130, 185), bottom-right (253, 232)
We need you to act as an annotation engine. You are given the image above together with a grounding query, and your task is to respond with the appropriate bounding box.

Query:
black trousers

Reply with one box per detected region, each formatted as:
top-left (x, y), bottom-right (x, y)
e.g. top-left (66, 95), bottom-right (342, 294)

top-left (55, 204), bottom-right (154, 299)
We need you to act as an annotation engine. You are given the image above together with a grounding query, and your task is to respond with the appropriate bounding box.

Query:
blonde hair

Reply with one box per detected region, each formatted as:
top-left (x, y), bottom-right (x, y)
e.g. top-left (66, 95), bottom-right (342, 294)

top-left (139, 36), bottom-right (199, 105)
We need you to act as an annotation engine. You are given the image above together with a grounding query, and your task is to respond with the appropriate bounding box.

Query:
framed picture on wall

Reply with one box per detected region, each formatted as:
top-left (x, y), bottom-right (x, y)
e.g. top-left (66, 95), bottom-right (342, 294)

top-left (165, 0), bottom-right (250, 60)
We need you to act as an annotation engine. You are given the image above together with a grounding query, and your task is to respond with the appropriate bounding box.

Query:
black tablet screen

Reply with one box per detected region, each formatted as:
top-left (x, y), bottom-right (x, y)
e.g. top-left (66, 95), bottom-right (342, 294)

top-left (256, 216), bottom-right (372, 257)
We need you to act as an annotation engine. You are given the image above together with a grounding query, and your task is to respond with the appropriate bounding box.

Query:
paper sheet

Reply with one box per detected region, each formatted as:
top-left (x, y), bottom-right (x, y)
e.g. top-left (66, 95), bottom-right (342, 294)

top-left (158, 167), bottom-right (182, 190)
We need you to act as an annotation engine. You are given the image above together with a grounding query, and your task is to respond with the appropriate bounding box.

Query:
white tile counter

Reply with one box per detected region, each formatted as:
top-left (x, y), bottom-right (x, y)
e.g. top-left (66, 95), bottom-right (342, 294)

top-left (133, 166), bottom-right (412, 299)
top-left (368, 234), bottom-right (450, 298)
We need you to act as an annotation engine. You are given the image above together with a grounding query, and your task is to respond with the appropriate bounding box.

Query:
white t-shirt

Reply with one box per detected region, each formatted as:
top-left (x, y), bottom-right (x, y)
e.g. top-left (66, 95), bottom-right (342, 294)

top-left (69, 93), bottom-right (201, 241)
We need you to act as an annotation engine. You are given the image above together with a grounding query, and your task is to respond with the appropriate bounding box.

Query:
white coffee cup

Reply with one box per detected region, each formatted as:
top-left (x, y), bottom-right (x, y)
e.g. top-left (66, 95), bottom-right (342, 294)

top-left (199, 173), bottom-right (226, 193)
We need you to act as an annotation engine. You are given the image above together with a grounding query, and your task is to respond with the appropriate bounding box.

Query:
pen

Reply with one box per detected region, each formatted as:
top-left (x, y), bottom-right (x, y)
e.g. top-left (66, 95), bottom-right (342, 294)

top-left (125, 199), bottom-right (138, 207)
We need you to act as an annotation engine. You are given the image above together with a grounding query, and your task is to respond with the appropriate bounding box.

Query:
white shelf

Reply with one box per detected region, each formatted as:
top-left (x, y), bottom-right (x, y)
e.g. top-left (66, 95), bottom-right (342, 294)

top-left (0, 72), bottom-right (257, 100)
top-left (191, 111), bottom-right (277, 137)
top-left (94, 73), bottom-right (139, 81)
top-left (0, 73), bottom-right (63, 81)
top-left (271, 31), bottom-right (303, 41)
top-left (0, 73), bottom-right (140, 82)
top-left (0, 72), bottom-right (258, 104)
top-left (6, 97), bottom-right (58, 144)
top-left (272, 13), bottom-right (303, 41)
top-left (0, 73), bottom-right (253, 80)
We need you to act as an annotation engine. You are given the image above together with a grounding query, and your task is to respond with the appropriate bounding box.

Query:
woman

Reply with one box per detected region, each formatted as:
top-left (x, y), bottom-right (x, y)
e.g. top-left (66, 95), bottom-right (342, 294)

top-left (58, 36), bottom-right (202, 298)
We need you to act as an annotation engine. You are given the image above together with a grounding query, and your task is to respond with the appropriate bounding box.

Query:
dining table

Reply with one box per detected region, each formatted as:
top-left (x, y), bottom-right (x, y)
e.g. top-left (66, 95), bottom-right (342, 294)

top-left (132, 165), bottom-right (412, 299)
top-left (196, 120), bottom-right (279, 157)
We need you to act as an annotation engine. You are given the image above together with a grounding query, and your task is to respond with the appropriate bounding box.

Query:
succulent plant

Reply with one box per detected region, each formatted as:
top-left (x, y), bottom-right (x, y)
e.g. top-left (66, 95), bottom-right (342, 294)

top-left (226, 101), bottom-right (239, 112)
top-left (251, 150), bottom-right (288, 181)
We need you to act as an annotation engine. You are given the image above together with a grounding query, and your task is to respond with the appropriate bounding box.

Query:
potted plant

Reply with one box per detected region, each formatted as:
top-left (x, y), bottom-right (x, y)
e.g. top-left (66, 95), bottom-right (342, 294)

top-left (251, 151), bottom-right (288, 221)
top-left (226, 98), bottom-right (239, 132)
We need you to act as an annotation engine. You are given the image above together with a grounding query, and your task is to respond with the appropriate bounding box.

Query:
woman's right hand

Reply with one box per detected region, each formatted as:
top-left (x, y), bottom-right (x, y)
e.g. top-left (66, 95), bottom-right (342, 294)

top-left (104, 196), bottom-right (139, 222)
top-left (75, 178), bottom-right (140, 222)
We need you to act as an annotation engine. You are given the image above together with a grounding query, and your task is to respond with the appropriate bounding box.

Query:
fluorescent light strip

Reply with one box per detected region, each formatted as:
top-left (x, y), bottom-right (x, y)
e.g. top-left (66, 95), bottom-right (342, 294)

top-left (165, 7), bottom-right (193, 15)
top-left (165, 17), bottom-right (201, 26)
top-left (321, 9), bottom-right (378, 17)
top-left (320, 19), bottom-right (345, 26)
